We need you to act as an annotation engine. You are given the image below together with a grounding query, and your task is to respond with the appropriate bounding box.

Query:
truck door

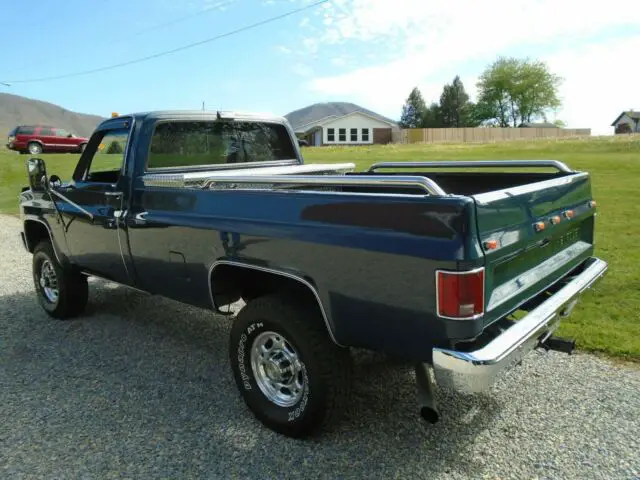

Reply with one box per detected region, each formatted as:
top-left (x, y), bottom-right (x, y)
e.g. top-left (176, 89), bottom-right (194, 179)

top-left (54, 123), bottom-right (134, 284)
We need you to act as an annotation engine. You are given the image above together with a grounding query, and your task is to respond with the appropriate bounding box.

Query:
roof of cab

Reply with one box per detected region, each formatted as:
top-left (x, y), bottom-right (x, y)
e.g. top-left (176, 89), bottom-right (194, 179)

top-left (108, 110), bottom-right (288, 124)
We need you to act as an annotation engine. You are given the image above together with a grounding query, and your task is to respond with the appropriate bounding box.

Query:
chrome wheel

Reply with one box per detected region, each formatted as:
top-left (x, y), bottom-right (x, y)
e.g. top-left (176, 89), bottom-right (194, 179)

top-left (28, 143), bottom-right (42, 155)
top-left (250, 331), bottom-right (305, 407)
top-left (39, 260), bottom-right (59, 303)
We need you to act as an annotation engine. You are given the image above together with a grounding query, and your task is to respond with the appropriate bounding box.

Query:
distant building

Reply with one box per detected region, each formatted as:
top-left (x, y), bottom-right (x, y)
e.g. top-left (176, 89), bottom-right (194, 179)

top-left (611, 111), bottom-right (640, 134)
top-left (518, 122), bottom-right (558, 128)
top-left (285, 102), bottom-right (398, 146)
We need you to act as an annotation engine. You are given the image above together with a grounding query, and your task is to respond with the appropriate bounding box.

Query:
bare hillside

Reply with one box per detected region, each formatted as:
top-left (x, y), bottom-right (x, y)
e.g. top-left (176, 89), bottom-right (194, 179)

top-left (0, 93), bottom-right (104, 138)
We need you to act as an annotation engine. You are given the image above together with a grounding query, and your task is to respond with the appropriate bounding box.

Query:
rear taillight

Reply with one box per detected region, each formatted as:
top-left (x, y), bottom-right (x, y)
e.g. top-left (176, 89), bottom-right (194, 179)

top-left (436, 268), bottom-right (485, 319)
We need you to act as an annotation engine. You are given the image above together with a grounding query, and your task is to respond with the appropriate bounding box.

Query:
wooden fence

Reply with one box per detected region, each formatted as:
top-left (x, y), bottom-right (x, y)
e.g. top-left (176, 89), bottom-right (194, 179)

top-left (391, 127), bottom-right (591, 144)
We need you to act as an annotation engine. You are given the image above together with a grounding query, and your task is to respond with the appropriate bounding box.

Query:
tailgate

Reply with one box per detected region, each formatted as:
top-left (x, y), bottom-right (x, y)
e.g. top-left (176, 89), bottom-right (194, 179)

top-left (473, 172), bottom-right (596, 325)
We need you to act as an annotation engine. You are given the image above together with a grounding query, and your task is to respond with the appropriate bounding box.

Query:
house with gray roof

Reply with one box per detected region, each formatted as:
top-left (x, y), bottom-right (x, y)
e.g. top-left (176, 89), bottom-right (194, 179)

top-left (285, 102), bottom-right (398, 146)
top-left (611, 111), bottom-right (640, 134)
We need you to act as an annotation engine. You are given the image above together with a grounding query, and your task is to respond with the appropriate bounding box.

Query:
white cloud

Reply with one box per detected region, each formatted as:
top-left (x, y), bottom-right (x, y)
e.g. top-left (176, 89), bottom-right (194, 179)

top-left (302, 0), bottom-right (640, 132)
top-left (546, 36), bottom-right (640, 135)
top-left (276, 45), bottom-right (292, 54)
top-left (292, 63), bottom-right (314, 76)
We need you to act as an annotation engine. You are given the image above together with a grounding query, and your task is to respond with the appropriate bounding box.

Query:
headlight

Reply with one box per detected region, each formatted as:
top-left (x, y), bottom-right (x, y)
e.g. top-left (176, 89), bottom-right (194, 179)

top-left (8, 136), bottom-right (15, 142)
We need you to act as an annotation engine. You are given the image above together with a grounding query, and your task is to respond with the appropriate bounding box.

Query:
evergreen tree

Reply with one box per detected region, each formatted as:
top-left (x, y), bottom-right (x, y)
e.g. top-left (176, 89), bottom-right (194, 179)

top-left (399, 87), bottom-right (427, 128)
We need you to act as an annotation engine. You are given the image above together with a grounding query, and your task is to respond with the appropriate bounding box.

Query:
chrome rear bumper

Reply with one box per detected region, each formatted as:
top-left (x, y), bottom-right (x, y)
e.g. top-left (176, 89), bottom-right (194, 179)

top-left (432, 257), bottom-right (608, 393)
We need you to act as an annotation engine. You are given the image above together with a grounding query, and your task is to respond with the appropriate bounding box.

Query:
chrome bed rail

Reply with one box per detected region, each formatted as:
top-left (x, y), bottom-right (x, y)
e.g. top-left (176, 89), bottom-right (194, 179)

top-left (367, 160), bottom-right (574, 174)
top-left (142, 173), bottom-right (447, 196)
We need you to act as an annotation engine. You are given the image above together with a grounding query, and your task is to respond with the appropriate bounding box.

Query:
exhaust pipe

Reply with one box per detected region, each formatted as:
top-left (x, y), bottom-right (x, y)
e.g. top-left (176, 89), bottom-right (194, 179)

top-left (420, 406), bottom-right (439, 424)
top-left (539, 335), bottom-right (576, 355)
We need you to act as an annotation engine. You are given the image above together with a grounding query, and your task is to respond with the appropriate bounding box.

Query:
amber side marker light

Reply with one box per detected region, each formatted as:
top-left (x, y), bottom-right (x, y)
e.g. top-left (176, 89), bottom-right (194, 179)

top-left (589, 200), bottom-right (597, 208)
top-left (564, 210), bottom-right (575, 219)
top-left (484, 239), bottom-right (499, 250)
top-left (550, 215), bottom-right (561, 225)
top-left (534, 221), bottom-right (546, 232)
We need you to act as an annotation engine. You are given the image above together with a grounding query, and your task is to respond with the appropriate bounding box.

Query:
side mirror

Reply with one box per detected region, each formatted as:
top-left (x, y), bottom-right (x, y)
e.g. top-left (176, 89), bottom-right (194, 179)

top-left (49, 174), bottom-right (62, 189)
top-left (67, 133), bottom-right (73, 138)
top-left (27, 158), bottom-right (48, 192)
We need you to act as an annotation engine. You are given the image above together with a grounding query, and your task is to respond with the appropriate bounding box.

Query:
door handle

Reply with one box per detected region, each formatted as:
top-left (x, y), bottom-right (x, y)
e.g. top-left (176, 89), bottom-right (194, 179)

top-left (104, 191), bottom-right (123, 197)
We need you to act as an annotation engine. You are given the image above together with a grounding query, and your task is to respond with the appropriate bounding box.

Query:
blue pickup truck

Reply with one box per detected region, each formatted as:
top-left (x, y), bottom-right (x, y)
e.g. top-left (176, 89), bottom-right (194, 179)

top-left (19, 111), bottom-right (607, 437)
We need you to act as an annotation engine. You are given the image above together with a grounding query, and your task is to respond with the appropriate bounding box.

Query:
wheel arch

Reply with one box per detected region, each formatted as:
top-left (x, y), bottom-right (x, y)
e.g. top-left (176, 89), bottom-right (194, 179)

top-left (23, 218), bottom-right (63, 263)
top-left (209, 260), bottom-right (341, 345)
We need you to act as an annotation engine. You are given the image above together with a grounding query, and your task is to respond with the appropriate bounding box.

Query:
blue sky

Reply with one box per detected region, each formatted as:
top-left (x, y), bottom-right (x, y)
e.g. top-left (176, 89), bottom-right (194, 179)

top-left (1, 0), bottom-right (639, 135)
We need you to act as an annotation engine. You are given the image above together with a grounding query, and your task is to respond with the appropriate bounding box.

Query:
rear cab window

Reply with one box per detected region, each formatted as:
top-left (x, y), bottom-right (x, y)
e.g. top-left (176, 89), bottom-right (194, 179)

top-left (147, 120), bottom-right (297, 169)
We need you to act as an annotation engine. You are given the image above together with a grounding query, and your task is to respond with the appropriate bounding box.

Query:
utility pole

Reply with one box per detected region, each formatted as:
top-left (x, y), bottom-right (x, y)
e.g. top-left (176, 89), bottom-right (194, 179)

top-left (202, 101), bottom-right (205, 111)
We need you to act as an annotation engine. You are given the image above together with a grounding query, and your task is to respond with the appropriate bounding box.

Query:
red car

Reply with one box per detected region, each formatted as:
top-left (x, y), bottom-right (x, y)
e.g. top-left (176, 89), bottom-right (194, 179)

top-left (7, 125), bottom-right (89, 155)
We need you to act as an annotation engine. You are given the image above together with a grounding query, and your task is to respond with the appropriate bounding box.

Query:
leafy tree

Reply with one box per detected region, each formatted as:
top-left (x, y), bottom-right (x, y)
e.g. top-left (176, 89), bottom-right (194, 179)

top-left (438, 76), bottom-right (478, 127)
top-left (476, 57), bottom-right (562, 127)
top-left (553, 119), bottom-right (567, 128)
top-left (421, 102), bottom-right (442, 128)
top-left (399, 87), bottom-right (427, 128)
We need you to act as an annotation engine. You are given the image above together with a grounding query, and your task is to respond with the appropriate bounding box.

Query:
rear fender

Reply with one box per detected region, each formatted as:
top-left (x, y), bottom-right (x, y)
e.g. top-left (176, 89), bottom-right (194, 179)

top-left (209, 260), bottom-right (340, 345)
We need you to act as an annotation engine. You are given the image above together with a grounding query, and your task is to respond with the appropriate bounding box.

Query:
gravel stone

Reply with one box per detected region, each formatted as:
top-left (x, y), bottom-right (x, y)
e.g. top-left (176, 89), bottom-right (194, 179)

top-left (1, 214), bottom-right (638, 479)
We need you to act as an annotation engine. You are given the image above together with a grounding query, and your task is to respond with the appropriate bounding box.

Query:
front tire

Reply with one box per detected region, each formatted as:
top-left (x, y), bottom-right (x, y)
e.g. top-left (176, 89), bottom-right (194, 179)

top-left (32, 241), bottom-right (88, 319)
top-left (28, 142), bottom-right (43, 155)
top-left (229, 294), bottom-right (352, 438)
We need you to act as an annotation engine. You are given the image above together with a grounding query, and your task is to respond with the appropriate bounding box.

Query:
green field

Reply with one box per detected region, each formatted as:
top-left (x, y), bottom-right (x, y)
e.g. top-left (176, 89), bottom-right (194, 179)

top-left (1, 136), bottom-right (638, 360)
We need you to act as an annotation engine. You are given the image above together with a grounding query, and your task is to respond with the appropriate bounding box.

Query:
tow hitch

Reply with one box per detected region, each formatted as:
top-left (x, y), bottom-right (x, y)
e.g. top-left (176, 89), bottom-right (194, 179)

top-left (538, 335), bottom-right (576, 355)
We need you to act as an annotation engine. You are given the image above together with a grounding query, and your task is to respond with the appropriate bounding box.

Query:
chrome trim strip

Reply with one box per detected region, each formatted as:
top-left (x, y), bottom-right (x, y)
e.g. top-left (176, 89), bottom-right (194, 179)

top-left (472, 172), bottom-right (589, 205)
top-left (23, 218), bottom-right (63, 263)
top-left (368, 160), bottom-right (573, 174)
top-left (432, 257), bottom-right (608, 393)
top-left (208, 260), bottom-right (342, 345)
top-left (49, 189), bottom-right (94, 220)
top-left (487, 241), bottom-right (591, 311)
top-left (435, 266), bottom-right (485, 321)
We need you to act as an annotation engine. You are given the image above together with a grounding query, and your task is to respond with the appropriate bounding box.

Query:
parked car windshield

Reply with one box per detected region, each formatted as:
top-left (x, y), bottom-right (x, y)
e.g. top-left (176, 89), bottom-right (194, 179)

top-left (147, 120), bottom-right (297, 169)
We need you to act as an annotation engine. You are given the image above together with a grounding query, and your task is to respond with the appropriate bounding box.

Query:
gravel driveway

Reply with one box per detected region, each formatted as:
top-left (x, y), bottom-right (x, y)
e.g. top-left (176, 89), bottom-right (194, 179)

top-left (1, 214), bottom-right (638, 479)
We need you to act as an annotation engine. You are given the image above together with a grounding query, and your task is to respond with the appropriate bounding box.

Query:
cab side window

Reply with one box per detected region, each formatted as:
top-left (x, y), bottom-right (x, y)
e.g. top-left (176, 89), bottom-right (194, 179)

top-left (80, 129), bottom-right (129, 184)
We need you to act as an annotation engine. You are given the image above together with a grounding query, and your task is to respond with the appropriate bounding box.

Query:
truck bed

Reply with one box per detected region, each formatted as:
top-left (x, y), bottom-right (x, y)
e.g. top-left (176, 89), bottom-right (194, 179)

top-left (347, 170), bottom-right (567, 196)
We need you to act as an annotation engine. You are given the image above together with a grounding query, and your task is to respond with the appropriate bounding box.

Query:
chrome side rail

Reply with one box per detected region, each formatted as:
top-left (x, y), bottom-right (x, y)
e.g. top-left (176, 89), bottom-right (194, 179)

top-left (432, 257), bottom-right (607, 393)
top-left (143, 173), bottom-right (447, 196)
top-left (367, 160), bottom-right (574, 174)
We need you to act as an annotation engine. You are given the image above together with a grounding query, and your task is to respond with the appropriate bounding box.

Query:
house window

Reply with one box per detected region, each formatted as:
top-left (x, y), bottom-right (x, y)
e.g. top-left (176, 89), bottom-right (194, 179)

top-left (350, 128), bottom-right (358, 142)
top-left (327, 128), bottom-right (335, 142)
top-left (362, 128), bottom-right (370, 142)
top-left (339, 128), bottom-right (346, 142)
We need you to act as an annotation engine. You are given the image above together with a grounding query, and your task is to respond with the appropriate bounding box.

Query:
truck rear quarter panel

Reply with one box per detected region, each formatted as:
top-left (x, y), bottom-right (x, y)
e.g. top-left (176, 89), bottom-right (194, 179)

top-left (127, 187), bottom-right (483, 360)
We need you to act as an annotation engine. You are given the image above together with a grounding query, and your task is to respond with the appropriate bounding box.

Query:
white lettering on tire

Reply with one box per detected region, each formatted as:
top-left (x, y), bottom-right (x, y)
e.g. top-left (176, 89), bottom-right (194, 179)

top-left (237, 322), bottom-right (264, 391)
top-left (287, 363), bottom-right (310, 422)
top-left (237, 333), bottom-right (251, 390)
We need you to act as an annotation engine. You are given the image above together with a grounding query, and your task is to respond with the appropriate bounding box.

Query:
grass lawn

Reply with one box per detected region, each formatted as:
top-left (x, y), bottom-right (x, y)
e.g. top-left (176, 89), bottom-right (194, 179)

top-left (1, 136), bottom-right (638, 361)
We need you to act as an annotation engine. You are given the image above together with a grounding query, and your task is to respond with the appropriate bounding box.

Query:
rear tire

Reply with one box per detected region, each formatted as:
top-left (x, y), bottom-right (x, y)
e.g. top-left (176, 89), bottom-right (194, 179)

top-left (28, 142), bottom-right (43, 155)
top-left (32, 241), bottom-right (88, 319)
top-left (229, 294), bottom-right (352, 438)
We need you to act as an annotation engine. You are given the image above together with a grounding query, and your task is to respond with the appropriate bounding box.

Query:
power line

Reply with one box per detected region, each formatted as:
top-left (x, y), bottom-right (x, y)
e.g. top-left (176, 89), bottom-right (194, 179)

top-left (2, 0), bottom-right (328, 84)
top-left (132, 0), bottom-right (237, 36)
top-left (0, 0), bottom-right (238, 78)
